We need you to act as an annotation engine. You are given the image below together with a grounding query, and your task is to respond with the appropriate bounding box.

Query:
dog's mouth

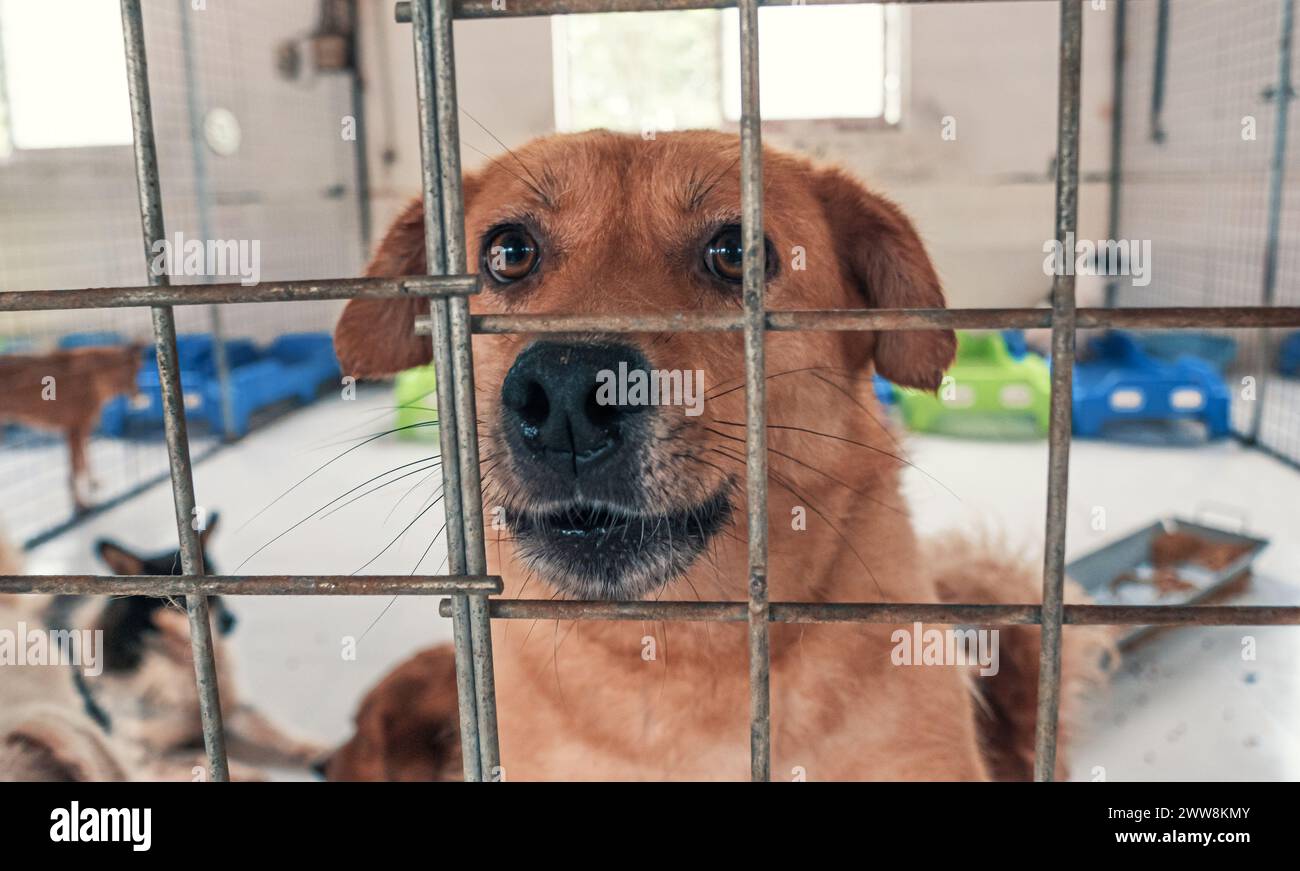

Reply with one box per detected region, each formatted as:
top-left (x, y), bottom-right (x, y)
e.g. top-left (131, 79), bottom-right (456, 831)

top-left (506, 488), bottom-right (732, 600)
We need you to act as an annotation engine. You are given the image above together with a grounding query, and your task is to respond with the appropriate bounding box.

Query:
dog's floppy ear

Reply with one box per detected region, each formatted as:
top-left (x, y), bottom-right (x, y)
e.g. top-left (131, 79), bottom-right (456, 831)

top-left (814, 167), bottom-right (956, 391)
top-left (96, 539), bottom-right (145, 576)
top-left (334, 175), bottom-right (482, 378)
top-left (334, 199), bottom-right (431, 378)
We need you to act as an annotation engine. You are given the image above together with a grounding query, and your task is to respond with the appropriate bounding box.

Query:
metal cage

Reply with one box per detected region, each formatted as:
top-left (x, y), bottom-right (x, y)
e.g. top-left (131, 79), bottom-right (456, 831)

top-left (2, 0), bottom-right (1299, 783)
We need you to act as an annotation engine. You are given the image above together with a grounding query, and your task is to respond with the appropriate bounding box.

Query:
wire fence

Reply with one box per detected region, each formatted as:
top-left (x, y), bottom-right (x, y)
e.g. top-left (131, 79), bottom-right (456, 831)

top-left (1113, 0), bottom-right (1300, 466)
top-left (0, 0), bottom-right (1298, 784)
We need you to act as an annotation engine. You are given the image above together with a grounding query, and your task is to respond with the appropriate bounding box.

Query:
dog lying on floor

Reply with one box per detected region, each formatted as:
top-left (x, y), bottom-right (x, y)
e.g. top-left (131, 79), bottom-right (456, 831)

top-left (0, 528), bottom-right (129, 780)
top-left (0, 345), bottom-right (142, 512)
top-left (328, 130), bottom-right (1112, 781)
top-left (0, 517), bottom-right (326, 780)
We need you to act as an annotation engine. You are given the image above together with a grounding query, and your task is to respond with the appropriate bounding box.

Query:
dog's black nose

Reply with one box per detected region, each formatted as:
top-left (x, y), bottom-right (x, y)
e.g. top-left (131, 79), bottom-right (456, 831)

top-left (501, 342), bottom-right (651, 479)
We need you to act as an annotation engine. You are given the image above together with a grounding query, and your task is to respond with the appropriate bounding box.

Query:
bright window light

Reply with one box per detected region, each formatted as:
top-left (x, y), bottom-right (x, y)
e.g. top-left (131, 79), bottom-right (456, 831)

top-left (0, 0), bottom-right (133, 151)
top-left (553, 5), bottom-right (899, 134)
top-left (722, 5), bottom-right (895, 122)
top-left (553, 10), bottom-right (724, 134)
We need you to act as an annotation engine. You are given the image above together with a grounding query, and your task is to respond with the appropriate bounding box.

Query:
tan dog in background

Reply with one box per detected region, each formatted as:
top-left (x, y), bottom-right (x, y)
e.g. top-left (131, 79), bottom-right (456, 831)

top-left (330, 130), bottom-right (1109, 781)
top-left (0, 345), bottom-right (142, 511)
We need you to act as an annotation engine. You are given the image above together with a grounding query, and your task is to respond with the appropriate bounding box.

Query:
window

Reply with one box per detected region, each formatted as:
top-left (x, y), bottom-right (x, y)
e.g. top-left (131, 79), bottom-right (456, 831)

top-left (0, 0), bottom-right (133, 153)
top-left (553, 4), bottom-right (901, 134)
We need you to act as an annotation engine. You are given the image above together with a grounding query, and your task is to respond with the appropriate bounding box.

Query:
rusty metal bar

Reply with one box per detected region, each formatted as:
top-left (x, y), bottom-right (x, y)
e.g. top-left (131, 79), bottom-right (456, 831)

top-left (737, 0), bottom-right (771, 784)
top-left (463, 307), bottom-right (1300, 335)
top-left (7, 286), bottom-right (1297, 331)
top-left (429, 0), bottom-right (502, 780)
top-left (1, 575), bottom-right (502, 596)
top-left (0, 275), bottom-right (478, 312)
top-left (119, 0), bottom-right (228, 783)
top-left (440, 599), bottom-right (1300, 627)
top-left (395, 0), bottom-right (1055, 24)
top-left (1075, 307), bottom-right (1300, 329)
top-left (1034, 0), bottom-right (1082, 784)
top-left (409, 0), bottom-right (483, 783)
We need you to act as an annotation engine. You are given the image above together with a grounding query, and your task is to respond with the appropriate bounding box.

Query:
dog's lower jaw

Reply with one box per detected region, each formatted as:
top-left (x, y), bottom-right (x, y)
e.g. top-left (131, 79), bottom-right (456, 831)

top-left (505, 489), bottom-right (732, 601)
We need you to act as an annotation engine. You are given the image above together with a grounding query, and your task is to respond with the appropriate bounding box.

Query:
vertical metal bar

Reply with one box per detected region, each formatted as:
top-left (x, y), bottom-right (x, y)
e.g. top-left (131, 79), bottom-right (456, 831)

top-left (738, 0), bottom-right (770, 783)
top-left (430, 0), bottom-right (501, 780)
top-left (1149, 0), bottom-right (1169, 143)
top-left (1248, 0), bottom-right (1294, 444)
top-left (346, 0), bottom-right (374, 257)
top-left (1034, 0), bottom-right (1082, 784)
top-left (1104, 0), bottom-right (1126, 309)
top-left (409, 0), bottom-right (482, 782)
top-left (177, 0), bottom-right (236, 441)
top-left (120, 0), bottom-right (229, 783)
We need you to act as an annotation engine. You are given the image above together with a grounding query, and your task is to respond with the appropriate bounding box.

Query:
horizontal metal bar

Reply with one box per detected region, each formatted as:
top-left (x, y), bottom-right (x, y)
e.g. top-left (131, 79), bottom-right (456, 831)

top-left (0, 574), bottom-right (502, 596)
top-left (4, 284), bottom-right (1296, 330)
top-left (439, 599), bottom-right (1300, 627)
top-left (466, 310), bottom-right (1034, 334)
top-left (1077, 307), bottom-right (1300, 329)
top-left (468, 306), bottom-right (1300, 335)
top-left (0, 275), bottom-right (478, 313)
top-left (396, 0), bottom-right (1052, 23)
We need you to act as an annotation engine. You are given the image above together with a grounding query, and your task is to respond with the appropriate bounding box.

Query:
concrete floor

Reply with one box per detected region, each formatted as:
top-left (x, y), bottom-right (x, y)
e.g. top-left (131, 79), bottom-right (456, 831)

top-left (0, 425), bottom-right (220, 545)
top-left (904, 435), bottom-right (1300, 781)
top-left (25, 385), bottom-right (452, 762)
top-left (23, 384), bottom-right (1300, 781)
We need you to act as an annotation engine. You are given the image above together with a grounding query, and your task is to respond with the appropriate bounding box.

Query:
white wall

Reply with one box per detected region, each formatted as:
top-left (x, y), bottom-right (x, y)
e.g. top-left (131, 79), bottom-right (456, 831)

top-left (0, 0), bottom-right (365, 346)
top-left (358, 2), bottom-right (556, 242)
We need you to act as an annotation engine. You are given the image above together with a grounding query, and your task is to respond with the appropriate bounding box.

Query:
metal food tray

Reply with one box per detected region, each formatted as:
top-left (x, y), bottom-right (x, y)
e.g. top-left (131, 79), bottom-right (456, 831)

top-left (1067, 517), bottom-right (1270, 647)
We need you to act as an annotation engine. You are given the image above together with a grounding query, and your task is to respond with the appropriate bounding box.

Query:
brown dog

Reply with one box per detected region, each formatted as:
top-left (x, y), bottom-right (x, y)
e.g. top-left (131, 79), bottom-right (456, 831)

top-left (0, 345), bottom-right (142, 511)
top-left (329, 130), bottom-right (1108, 781)
top-left (323, 647), bottom-right (462, 782)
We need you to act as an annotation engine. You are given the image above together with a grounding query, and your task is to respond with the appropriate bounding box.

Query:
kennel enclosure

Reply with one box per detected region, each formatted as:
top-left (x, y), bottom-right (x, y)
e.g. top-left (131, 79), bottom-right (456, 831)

top-left (1, 0), bottom-right (1300, 783)
top-left (0, 0), bottom-right (369, 546)
top-left (1111, 0), bottom-right (1300, 465)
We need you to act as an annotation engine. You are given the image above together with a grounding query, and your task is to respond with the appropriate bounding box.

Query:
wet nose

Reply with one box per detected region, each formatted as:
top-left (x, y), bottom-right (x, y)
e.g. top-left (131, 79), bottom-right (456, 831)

top-left (500, 342), bottom-right (651, 479)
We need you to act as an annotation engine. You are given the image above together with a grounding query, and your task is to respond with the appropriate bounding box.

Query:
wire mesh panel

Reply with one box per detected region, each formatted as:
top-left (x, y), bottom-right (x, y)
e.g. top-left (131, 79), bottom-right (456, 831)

top-left (1114, 0), bottom-right (1300, 464)
top-left (0, 0), bottom-right (367, 544)
top-left (0, 0), bottom-right (1298, 787)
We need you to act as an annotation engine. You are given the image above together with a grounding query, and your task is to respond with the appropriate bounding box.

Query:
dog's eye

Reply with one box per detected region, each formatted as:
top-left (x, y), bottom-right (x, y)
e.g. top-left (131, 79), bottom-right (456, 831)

top-left (704, 226), bottom-right (746, 283)
top-left (483, 225), bottom-right (540, 283)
